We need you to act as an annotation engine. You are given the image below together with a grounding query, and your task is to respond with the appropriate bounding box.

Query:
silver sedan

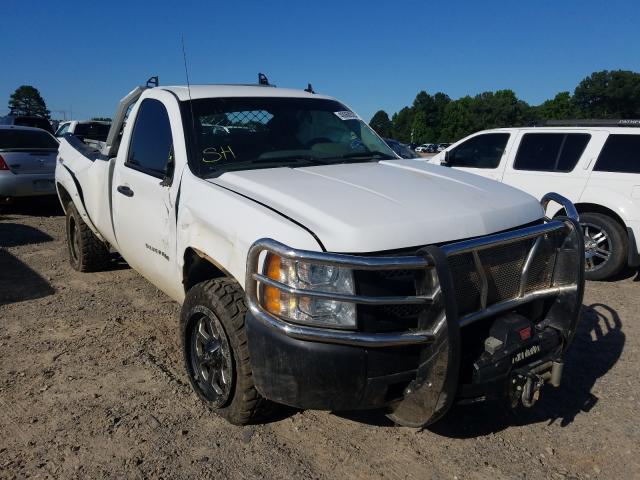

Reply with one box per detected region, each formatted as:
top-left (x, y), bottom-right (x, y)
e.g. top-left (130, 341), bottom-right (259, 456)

top-left (0, 125), bottom-right (58, 199)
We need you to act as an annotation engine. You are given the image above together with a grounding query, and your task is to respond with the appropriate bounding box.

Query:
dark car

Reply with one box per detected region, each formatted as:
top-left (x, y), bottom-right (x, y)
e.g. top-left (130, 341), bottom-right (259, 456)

top-left (0, 115), bottom-right (54, 134)
top-left (384, 138), bottom-right (420, 159)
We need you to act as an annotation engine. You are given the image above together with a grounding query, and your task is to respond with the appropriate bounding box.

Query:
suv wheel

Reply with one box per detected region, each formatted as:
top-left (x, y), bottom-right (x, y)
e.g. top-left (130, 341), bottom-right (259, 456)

top-left (181, 278), bottom-right (265, 425)
top-left (580, 212), bottom-right (627, 281)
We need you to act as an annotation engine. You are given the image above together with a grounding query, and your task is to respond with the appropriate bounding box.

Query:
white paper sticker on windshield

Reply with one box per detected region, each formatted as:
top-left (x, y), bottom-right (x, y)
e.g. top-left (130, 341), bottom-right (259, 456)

top-left (334, 111), bottom-right (359, 121)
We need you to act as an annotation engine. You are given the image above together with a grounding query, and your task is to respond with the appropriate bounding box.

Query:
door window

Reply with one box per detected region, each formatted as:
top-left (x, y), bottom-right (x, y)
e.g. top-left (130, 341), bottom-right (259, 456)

top-left (447, 133), bottom-right (510, 169)
top-left (126, 99), bottom-right (174, 178)
top-left (56, 123), bottom-right (70, 136)
top-left (593, 134), bottom-right (640, 173)
top-left (513, 133), bottom-right (590, 172)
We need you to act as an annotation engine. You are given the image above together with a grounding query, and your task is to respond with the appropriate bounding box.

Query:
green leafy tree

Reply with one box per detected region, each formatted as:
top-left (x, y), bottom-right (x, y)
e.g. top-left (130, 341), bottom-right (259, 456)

top-left (369, 110), bottom-right (393, 137)
top-left (91, 117), bottom-right (112, 122)
top-left (379, 69), bottom-right (640, 144)
top-left (8, 85), bottom-right (50, 119)
top-left (573, 70), bottom-right (640, 118)
top-left (432, 92), bottom-right (451, 141)
top-left (411, 110), bottom-right (434, 144)
top-left (390, 107), bottom-right (415, 143)
top-left (440, 90), bottom-right (532, 141)
top-left (439, 96), bottom-right (475, 141)
top-left (536, 91), bottom-right (578, 120)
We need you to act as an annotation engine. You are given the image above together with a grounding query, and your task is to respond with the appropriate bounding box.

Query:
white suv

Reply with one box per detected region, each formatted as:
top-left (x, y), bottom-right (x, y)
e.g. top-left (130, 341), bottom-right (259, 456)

top-left (428, 121), bottom-right (640, 280)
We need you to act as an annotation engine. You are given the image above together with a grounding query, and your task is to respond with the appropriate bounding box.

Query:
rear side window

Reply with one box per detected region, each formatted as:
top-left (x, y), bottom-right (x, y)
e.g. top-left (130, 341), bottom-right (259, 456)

top-left (593, 135), bottom-right (640, 173)
top-left (514, 133), bottom-right (590, 172)
top-left (74, 122), bottom-right (110, 142)
top-left (447, 133), bottom-right (510, 169)
top-left (126, 99), bottom-right (173, 177)
top-left (0, 129), bottom-right (59, 149)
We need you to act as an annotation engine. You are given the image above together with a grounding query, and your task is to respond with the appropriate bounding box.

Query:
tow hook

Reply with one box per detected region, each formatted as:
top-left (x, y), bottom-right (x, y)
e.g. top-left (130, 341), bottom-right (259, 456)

top-left (521, 374), bottom-right (544, 407)
top-left (511, 372), bottom-right (544, 408)
top-left (510, 360), bottom-right (564, 408)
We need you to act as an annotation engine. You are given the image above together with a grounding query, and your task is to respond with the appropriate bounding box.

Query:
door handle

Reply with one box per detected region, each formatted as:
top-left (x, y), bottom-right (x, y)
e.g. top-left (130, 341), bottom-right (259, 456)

top-left (117, 185), bottom-right (134, 197)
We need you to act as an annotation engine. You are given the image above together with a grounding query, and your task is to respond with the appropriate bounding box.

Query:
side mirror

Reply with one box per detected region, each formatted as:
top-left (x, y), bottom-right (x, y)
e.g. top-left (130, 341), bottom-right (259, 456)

top-left (160, 151), bottom-right (175, 187)
top-left (442, 150), bottom-right (450, 166)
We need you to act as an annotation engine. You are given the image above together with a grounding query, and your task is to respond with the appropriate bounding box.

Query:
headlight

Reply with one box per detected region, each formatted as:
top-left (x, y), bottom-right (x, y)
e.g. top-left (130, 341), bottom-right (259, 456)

top-left (261, 253), bottom-right (356, 329)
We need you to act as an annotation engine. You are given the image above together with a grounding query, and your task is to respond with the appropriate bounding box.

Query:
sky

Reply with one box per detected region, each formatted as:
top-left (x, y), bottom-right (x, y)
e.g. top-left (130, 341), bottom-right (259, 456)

top-left (2, 0), bottom-right (639, 122)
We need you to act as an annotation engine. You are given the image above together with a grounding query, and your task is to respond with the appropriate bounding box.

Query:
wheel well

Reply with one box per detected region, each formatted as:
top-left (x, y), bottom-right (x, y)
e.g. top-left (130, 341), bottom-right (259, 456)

top-left (555, 203), bottom-right (627, 229)
top-left (183, 248), bottom-right (229, 292)
top-left (57, 183), bottom-right (72, 211)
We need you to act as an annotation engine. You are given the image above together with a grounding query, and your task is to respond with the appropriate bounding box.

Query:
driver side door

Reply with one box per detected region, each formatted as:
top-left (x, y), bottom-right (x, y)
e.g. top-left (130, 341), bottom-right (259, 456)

top-left (112, 97), bottom-right (179, 297)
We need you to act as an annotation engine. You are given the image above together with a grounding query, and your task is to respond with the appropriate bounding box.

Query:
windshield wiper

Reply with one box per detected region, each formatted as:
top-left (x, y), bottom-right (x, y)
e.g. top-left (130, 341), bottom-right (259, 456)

top-left (202, 155), bottom-right (328, 178)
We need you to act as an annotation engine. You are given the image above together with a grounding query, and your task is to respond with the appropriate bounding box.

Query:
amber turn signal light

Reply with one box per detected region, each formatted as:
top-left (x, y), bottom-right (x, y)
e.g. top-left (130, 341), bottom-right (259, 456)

top-left (263, 253), bottom-right (282, 315)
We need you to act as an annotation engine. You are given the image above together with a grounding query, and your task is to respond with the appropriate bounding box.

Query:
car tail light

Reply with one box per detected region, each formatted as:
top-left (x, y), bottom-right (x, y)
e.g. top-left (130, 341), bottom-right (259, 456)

top-left (0, 155), bottom-right (10, 171)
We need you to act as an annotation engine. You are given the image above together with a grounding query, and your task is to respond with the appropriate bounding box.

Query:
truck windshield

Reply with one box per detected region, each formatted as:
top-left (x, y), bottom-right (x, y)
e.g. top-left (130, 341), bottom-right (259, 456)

top-left (182, 97), bottom-right (397, 178)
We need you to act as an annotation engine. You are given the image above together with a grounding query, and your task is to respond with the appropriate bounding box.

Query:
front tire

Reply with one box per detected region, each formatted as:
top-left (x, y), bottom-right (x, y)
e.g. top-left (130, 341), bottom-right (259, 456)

top-left (581, 212), bottom-right (627, 281)
top-left (65, 202), bottom-right (110, 272)
top-left (181, 278), bottom-right (264, 425)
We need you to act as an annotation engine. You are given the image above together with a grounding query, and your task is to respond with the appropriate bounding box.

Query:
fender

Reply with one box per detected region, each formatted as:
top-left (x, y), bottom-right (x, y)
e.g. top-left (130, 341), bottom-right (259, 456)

top-left (55, 160), bottom-right (106, 243)
top-left (176, 173), bottom-right (323, 302)
top-left (579, 186), bottom-right (639, 224)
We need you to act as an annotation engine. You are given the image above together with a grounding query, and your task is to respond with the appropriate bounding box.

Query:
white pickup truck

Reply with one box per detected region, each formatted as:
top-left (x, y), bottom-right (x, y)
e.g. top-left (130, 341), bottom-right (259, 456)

top-left (55, 78), bottom-right (585, 427)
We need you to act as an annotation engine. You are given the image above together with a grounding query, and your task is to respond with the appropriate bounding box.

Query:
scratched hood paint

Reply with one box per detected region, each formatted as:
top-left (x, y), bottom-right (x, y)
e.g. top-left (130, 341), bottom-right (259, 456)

top-left (209, 159), bottom-right (543, 252)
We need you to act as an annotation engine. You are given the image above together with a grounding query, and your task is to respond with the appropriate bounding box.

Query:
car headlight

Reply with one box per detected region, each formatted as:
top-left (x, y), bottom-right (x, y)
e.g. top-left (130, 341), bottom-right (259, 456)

top-left (261, 253), bottom-right (356, 329)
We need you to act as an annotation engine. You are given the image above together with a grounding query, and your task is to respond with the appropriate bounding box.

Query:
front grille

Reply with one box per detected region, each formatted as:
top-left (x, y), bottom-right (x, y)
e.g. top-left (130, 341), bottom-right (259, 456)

top-left (447, 230), bottom-right (569, 317)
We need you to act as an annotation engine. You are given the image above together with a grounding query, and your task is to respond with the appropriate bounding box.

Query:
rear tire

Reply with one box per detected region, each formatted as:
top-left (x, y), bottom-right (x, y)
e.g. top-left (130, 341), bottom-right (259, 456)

top-left (181, 278), bottom-right (265, 425)
top-left (65, 202), bottom-right (110, 272)
top-left (581, 212), bottom-right (627, 281)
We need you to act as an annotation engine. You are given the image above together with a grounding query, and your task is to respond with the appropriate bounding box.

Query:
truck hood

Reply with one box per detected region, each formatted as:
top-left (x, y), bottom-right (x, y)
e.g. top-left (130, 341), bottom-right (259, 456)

top-left (209, 159), bottom-right (543, 252)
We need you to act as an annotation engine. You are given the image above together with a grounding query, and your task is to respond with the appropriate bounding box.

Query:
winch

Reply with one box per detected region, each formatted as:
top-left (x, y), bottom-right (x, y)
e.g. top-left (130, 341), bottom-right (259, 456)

top-left (471, 313), bottom-right (564, 406)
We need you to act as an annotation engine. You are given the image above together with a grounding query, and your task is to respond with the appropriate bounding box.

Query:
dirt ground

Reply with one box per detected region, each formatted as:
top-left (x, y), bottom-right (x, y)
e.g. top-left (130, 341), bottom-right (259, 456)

top-left (1, 198), bottom-right (639, 480)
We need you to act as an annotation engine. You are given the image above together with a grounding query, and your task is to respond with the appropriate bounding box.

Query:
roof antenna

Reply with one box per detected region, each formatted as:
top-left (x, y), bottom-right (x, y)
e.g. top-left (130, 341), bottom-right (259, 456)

top-left (181, 34), bottom-right (197, 136)
top-left (258, 73), bottom-right (270, 86)
top-left (304, 83), bottom-right (315, 94)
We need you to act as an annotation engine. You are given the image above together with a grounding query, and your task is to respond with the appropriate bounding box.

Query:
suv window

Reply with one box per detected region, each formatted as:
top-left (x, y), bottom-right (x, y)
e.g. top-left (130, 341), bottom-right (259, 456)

top-left (593, 134), bottom-right (640, 174)
top-left (126, 99), bottom-right (173, 177)
top-left (447, 133), bottom-right (509, 169)
top-left (514, 133), bottom-right (590, 172)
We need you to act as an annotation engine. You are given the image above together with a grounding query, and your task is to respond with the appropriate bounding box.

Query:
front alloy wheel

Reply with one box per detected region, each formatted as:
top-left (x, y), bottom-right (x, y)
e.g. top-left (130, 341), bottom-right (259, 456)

top-left (188, 307), bottom-right (233, 408)
top-left (181, 278), bottom-right (265, 425)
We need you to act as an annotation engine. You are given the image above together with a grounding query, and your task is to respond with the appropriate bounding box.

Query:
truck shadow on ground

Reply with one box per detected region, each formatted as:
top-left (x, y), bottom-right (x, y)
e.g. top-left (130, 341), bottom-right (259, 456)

top-left (0, 249), bottom-right (55, 306)
top-left (334, 303), bottom-right (625, 434)
top-left (0, 222), bottom-right (53, 248)
top-left (0, 222), bottom-right (56, 306)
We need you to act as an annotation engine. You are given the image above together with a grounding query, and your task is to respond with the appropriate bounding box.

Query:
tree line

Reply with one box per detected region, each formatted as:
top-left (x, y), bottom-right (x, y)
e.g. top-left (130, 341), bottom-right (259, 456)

top-left (369, 70), bottom-right (640, 144)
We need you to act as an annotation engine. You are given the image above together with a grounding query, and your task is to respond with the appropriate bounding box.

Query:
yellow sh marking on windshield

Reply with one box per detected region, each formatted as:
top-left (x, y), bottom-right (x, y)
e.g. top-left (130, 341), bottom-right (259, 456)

top-left (202, 146), bottom-right (237, 163)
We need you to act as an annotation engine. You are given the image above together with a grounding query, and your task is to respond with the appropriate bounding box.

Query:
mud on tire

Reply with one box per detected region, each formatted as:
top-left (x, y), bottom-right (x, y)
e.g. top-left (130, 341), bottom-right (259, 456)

top-left (65, 202), bottom-right (110, 272)
top-left (181, 278), bottom-right (265, 425)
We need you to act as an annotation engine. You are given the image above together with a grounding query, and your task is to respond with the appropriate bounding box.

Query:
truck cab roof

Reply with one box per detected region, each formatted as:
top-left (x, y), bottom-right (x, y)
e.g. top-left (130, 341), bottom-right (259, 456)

top-left (161, 85), bottom-right (334, 102)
